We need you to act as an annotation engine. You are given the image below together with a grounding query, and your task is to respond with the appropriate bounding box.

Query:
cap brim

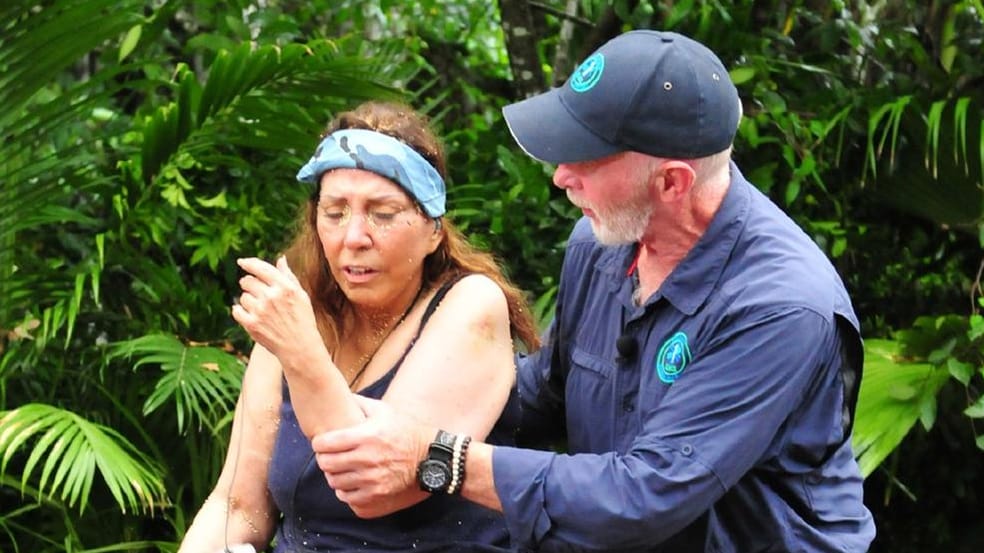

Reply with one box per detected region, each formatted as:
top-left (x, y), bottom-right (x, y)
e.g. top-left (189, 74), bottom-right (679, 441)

top-left (503, 89), bottom-right (622, 164)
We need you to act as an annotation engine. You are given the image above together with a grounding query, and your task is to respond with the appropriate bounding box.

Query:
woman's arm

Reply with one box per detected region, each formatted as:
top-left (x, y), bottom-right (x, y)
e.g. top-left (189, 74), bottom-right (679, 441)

top-left (382, 273), bottom-right (515, 439)
top-left (323, 274), bottom-right (517, 516)
top-left (234, 258), bottom-right (514, 442)
top-left (177, 350), bottom-right (282, 553)
top-left (233, 256), bottom-right (364, 437)
top-left (235, 256), bottom-right (516, 512)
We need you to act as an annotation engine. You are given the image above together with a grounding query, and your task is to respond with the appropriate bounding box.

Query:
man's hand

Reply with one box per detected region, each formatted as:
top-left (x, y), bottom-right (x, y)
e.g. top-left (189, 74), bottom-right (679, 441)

top-left (312, 396), bottom-right (433, 518)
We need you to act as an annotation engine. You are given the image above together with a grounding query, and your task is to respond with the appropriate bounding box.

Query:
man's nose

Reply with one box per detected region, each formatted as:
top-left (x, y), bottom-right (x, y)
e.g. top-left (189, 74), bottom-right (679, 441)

top-left (552, 164), bottom-right (577, 190)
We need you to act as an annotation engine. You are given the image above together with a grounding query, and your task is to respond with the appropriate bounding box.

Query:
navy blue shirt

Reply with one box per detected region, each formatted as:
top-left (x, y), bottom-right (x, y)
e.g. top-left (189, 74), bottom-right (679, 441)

top-left (494, 166), bottom-right (876, 552)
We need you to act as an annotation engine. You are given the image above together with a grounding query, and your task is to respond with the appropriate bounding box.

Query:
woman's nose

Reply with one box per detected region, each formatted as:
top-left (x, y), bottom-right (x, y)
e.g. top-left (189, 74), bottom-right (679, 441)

top-left (342, 214), bottom-right (373, 249)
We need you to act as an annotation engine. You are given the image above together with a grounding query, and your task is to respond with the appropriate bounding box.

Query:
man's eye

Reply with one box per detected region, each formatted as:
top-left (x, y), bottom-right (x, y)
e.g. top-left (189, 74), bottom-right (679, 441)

top-left (322, 211), bottom-right (345, 220)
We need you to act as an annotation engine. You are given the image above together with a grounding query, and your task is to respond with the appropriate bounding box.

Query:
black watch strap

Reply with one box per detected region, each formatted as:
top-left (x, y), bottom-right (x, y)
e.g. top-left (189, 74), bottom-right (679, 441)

top-left (432, 429), bottom-right (455, 455)
top-left (417, 430), bottom-right (455, 493)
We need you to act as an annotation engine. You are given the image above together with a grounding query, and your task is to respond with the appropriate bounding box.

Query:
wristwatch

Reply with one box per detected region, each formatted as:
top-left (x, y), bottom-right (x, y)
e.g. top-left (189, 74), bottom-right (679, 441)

top-left (417, 430), bottom-right (455, 493)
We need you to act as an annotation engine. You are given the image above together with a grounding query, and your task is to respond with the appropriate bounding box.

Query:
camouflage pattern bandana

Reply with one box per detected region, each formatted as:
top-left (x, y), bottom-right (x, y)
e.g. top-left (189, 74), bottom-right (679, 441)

top-left (296, 128), bottom-right (446, 217)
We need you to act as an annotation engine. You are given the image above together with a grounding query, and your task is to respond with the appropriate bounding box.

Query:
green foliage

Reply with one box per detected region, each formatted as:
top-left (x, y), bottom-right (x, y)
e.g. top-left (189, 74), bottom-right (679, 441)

top-left (2, 0), bottom-right (984, 551)
top-left (854, 339), bottom-right (949, 477)
top-left (0, 404), bottom-right (168, 515)
top-left (108, 335), bottom-right (244, 435)
top-left (0, 1), bottom-right (413, 551)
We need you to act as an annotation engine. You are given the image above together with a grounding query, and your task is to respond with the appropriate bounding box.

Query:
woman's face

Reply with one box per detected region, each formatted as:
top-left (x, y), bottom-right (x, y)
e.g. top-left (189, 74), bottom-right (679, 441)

top-left (316, 168), bottom-right (442, 313)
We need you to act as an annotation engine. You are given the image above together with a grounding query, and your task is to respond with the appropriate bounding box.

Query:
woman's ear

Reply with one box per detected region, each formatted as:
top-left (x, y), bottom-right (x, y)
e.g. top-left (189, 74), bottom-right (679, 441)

top-left (427, 220), bottom-right (444, 254)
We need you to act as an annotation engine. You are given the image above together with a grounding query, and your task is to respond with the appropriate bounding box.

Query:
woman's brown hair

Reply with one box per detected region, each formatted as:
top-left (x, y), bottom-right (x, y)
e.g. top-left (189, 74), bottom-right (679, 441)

top-left (284, 101), bottom-right (540, 354)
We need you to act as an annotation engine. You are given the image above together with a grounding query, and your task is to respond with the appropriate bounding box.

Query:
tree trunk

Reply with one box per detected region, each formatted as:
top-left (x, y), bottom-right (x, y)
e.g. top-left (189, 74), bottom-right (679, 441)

top-left (551, 0), bottom-right (581, 86)
top-left (498, 0), bottom-right (546, 98)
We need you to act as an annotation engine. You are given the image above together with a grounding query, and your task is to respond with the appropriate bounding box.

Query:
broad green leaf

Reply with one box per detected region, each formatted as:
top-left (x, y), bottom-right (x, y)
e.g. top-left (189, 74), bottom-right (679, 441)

top-left (729, 66), bottom-right (756, 85)
top-left (946, 358), bottom-right (975, 386)
top-left (965, 395), bottom-right (984, 418)
top-left (853, 339), bottom-right (948, 477)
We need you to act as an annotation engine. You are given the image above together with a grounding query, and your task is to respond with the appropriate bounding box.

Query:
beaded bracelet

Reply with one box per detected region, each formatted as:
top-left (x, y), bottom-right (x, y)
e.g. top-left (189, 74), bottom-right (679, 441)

top-left (448, 434), bottom-right (472, 494)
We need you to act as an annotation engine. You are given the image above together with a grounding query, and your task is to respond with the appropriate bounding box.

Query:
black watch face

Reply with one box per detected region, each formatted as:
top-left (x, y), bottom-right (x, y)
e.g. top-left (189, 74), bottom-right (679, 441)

top-left (418, 460), bottom-right (451, 492)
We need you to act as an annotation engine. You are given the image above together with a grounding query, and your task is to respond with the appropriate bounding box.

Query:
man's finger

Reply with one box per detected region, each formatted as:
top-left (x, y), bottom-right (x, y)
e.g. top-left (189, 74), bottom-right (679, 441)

top-left (312, 426), bottom-right (366, 454)
top-left (352, 395), bottom-right (386, 416)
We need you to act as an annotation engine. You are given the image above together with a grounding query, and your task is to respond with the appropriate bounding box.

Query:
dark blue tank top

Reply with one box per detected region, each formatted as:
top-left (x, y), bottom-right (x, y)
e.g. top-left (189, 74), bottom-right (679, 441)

top-left (268, 277), bottom-right (519, 552)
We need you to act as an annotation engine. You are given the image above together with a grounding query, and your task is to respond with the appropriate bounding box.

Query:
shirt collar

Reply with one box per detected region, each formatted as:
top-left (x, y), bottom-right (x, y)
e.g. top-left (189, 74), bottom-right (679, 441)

top-left (659, 161), bottom-right (750, 315)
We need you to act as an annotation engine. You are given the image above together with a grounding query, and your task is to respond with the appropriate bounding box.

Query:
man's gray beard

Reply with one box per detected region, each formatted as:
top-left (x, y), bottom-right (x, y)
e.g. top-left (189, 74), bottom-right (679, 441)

top-left (590, 202), bottom-right (653, 246)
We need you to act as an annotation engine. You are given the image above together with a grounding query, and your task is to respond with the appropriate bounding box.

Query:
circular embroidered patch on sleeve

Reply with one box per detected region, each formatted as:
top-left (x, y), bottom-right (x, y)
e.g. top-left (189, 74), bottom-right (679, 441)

top-left (656, 331), bottom-right (692, 384)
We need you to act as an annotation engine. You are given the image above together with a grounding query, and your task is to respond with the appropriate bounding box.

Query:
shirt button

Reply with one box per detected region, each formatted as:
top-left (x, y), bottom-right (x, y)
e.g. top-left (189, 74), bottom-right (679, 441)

top-left (621, 395), bottom-right (634, 412)
top-left (681, 444), bottom-right (693, 456)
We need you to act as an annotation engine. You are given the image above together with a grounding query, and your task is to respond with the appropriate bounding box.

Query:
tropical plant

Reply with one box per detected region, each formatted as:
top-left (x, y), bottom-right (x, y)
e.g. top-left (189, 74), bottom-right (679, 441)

top-left (3, 0), bottom-right (984, 552)
top-left (0, 1), bottom-right (414, 551)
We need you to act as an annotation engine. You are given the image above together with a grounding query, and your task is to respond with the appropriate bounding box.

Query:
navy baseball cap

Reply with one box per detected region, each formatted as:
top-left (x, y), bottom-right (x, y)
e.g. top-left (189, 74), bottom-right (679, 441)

top-left (503, 30), bottom-right (741, 163)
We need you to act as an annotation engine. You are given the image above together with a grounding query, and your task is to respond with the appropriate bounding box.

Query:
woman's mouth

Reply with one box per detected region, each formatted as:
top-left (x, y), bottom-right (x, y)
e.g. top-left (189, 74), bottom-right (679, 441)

top-left (343, 265), bottom-right (377, 282)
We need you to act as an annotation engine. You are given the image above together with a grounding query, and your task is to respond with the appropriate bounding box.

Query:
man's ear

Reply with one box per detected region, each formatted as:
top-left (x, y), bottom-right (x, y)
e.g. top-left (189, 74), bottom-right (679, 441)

top-left (654, 161), bottom-right (696, 203)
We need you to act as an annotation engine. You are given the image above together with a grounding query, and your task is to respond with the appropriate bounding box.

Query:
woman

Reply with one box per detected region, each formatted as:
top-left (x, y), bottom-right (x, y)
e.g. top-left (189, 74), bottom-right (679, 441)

top-left (177, 102), bottom-right (539, 552)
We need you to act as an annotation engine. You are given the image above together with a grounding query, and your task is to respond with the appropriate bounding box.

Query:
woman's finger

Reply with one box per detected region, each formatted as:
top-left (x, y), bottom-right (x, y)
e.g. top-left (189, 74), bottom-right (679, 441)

top-left (238, 275), bottom-right (267, 297)
top-left (237, 257), bottom-right (287, 287)
top-left (277, 255), bottom-right (303, 286)
top-left (237, 291), bottom-right (258, 313)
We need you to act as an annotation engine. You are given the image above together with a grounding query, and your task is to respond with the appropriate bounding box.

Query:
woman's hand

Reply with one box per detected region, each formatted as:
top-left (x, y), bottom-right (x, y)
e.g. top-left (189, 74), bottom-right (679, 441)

top-left (232, 256), bottom-right (320, 365)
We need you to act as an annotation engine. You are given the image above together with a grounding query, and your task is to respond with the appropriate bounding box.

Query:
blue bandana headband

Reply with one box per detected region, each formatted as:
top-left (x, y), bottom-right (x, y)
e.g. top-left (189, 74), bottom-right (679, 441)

top-left (296, 128), bottom-right (446, 218)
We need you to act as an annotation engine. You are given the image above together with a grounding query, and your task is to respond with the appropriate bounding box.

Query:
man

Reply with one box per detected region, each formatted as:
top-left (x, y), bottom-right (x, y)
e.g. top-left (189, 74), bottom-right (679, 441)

top-left (313, 30), bottom-right (876, 552)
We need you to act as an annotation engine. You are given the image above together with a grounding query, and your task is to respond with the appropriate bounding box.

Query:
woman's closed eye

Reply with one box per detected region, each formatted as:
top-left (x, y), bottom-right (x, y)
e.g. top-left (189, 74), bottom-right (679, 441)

top-left (322, 208), bottom-right (347, 222)
top-left (318, 204), bottom-right (413, 229)
top-left (369, 210), bottom-right (399, 223)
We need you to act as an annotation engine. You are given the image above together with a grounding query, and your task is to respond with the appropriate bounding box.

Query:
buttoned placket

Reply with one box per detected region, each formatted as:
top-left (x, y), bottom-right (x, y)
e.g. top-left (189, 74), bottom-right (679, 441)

top-left (613, 272), bottom-right (646, 453)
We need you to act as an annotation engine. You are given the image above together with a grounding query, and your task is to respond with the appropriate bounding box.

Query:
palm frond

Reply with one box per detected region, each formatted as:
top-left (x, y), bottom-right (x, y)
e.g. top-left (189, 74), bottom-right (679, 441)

top-left (852, 339), bottom-right (950, 477)
top-left (864, 96), bottom-right (984, 230)
top-left (863, 95), bottom-right (912, 183)
top-left (0, 403), bottom-right (168, 514)
top-left (0, 0), bottom-right (145, 116)
top-left (108, 335), bottom-right (245, 434)
top-left (138, 39), bottom-right (402, 185)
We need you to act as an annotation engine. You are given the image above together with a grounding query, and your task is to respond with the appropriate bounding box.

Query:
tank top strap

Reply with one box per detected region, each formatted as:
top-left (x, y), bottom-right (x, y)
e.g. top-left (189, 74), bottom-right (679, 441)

top-left (356, 274), bottom-right (473, 398)
top-left (420, 274), bottom-right (469, 331)
top-left (390, 272), bottom-right (470, 370)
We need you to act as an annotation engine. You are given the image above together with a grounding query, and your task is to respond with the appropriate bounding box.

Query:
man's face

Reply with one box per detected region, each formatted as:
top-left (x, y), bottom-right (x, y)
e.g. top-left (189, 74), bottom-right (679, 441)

top-left (552, 152), bottom-right (657, 245)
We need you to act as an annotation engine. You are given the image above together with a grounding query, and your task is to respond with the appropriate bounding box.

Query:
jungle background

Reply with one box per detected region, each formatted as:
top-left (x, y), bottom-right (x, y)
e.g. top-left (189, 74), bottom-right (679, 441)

top-left (1, 0), bottom-right (983, 551)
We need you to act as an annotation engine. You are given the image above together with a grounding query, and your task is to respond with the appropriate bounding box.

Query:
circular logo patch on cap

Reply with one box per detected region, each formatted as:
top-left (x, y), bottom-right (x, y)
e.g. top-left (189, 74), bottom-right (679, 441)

top-left (655, 331), bottom-right (692, 384)
top-left (570, 53), bottom-right (605, 93)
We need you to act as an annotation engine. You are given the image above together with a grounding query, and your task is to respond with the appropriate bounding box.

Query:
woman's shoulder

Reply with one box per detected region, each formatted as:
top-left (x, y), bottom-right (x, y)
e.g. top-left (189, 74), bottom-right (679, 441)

top-left (414, 274), bottom-right (510, 335)
top-left (439, 273), bottom-right (508, 310)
